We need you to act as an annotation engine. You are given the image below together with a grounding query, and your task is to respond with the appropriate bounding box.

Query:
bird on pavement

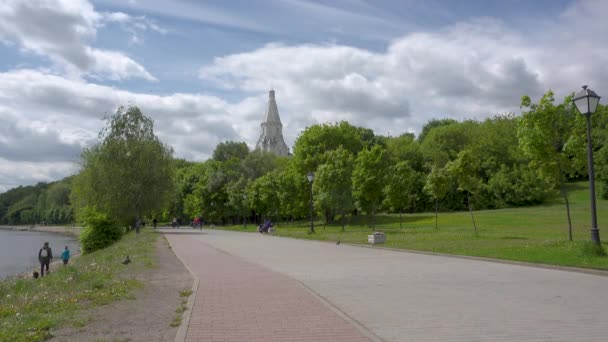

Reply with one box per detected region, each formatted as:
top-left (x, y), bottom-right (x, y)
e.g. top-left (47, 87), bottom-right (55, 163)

top-left (122, 255), bottom-right (131, 265)
top-left (336, 240), bottom-right (341, 245)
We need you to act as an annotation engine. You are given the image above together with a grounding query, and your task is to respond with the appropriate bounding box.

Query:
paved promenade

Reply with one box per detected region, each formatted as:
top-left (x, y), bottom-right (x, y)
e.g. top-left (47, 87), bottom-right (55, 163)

top-left (163, 230), bottom-right (371, 342)
top-left (166, 229), bottom-right (608, 342)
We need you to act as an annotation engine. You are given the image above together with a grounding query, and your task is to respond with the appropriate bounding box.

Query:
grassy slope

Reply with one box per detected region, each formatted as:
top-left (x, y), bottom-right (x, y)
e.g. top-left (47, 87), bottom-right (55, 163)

top-left (222, 182), bottom-right (608, 270)
top-left (0, 230), bottom-right (156, 342)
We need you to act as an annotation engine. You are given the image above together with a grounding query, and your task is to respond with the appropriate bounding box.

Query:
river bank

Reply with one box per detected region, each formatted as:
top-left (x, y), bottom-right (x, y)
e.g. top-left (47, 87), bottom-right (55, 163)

top-left (0, 225), bottom-right (81, 237)
top-left (0, 229), bottom-right (80, 280)
top-left (0, 229), bottom-right (192, 342)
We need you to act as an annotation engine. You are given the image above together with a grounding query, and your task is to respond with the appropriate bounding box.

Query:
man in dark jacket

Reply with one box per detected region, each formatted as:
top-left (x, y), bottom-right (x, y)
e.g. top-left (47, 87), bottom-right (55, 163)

top-left (38, 242), bottom-right (53, 277)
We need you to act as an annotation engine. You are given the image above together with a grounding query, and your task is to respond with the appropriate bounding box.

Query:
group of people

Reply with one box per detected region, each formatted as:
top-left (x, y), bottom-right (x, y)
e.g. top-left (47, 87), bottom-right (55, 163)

top-left (34, 242), bottom-right (71, 278)
top-left (192, 217), bottom-right (204, 229)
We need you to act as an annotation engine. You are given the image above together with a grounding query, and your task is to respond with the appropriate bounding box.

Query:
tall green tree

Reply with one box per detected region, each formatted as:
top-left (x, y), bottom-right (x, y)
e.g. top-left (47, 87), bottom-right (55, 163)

top-left (517, 91), bottom-right (584, 241)
top-left (352, 145), bottom-right (389, 230)
top-left (213, 141), bottom-right (249, 162)
top-left (423, 165), bottom-right (452, 229)
top-left (383, 161), bottom-right (419, 228)
top-left (71, 106), bottom-right (175, 227)
top-left (313, 147), bottom-right (354, 229)
top-left (446, 149), bottom-right (480, 235)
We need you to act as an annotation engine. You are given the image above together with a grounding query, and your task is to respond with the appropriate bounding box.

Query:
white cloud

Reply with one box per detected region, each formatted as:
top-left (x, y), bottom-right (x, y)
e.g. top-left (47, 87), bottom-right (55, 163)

top-left (199, 1), bottom-right (608, 137)
top-left (1, 0), bottom-right (608, 192)
top-left (0, 0), bottom-right (156, 81)
top-left (0, 69), bottom-right (261, 191)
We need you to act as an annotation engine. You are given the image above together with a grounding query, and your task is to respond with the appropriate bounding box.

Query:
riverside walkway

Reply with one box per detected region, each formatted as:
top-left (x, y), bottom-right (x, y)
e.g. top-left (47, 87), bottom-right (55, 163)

top-left (164, 229), bottom-right (608, 342)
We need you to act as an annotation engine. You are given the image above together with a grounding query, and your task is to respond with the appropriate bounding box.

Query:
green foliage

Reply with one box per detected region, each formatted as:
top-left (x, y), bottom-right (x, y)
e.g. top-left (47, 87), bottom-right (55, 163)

top-left (417, 118), bottom-right (458, 143)
top-left (313, 147), bottom-right (354, 224)
top-left (353, 145), bottom-right (389, 228)
top-left (383, 161), bottom-right (419, 213)
top-left (293, 121), bottom-right (376, 173)
top-left (71, 106), bottom-right (175, 227)
top-left (213, 141), bottom-right (249, 162)
top-left (0, 179), bottom-right (74, 225)
top-left (79, 207), bottom-right (123, 254)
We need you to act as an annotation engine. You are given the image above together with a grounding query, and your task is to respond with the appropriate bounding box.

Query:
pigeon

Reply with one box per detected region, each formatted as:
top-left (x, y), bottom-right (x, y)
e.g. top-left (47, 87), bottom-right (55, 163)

top-left (336, 240), bottom-right (341, 245)
top-left (122, 255), bottom-right (131, 265)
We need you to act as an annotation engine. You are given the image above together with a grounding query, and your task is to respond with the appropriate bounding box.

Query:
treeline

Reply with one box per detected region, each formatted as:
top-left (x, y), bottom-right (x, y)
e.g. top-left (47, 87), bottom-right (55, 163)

top-left (0, 179), bottom-right (73, 225)
top-left (168, 91), bottom-right (608, 229)
top-left (2, 91), bottom-right (608, 230)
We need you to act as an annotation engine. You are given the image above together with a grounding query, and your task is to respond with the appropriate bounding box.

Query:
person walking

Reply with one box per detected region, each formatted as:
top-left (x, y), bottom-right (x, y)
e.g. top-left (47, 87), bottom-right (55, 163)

top-left (61, 246), bottom-right (71, 266)
top-left (38, 242), bottom-right (53, 277)
top-left (153, 218), bottom-right (158, 229)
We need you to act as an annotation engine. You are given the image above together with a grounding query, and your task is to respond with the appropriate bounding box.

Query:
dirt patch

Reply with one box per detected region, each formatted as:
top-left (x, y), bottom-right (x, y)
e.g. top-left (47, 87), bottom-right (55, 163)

top-left (51, 234), bottom-right (193, 342)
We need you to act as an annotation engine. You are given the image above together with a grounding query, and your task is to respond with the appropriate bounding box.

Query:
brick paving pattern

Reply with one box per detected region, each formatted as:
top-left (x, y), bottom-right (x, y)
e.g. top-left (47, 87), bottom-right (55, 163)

top-left (164, 232), bottom-right (371, 342)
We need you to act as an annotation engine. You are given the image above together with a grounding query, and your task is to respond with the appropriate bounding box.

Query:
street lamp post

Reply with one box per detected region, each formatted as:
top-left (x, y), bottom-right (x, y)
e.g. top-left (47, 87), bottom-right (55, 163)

top-left (243, 194), bottom-right (247, 229)
top-left (573, 85), bottom-right (602, 244)
top-left (307, 172), bottom-right (315, 233)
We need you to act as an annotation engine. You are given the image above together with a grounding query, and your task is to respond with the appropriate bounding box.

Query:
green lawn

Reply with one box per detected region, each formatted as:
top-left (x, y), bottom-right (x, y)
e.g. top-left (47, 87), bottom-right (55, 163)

top-left (0, 230), bottom-right (156, 342)
top-left (221, 182), bottom-right (608, 270)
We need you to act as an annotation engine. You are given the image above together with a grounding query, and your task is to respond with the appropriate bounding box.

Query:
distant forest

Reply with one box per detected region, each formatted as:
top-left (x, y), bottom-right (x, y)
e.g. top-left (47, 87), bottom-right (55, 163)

top-left (2, 91), bottom-right (608, 226)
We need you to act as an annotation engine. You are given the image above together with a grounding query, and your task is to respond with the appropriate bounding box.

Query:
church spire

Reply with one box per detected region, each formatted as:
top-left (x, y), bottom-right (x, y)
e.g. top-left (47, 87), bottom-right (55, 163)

top-left (265, 89), bottom-right (282, 124)
top-left (256, 90), bottom-right (290, 156)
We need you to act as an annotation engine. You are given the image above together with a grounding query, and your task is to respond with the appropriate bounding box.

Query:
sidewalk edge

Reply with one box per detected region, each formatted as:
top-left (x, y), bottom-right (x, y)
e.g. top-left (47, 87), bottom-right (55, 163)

top-left (163, 234), bottom-right (199, 342)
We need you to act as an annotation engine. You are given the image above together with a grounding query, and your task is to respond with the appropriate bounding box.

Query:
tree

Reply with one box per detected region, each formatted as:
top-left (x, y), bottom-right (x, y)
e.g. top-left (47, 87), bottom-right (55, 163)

top-left (417, 118), bottom-right (458, 143)
top-left (213, 141), bottom-right (249, 162)
top-left (293, 121), bottom-right (375, 173)
top-left (446, 149), bottom-right (480, 235)
top-left (352, 145), bottom-right (389, 230)
top-left (313, 147), bottom-right (354, 229)
top-left (383, 161), bottom-right (419, 228)
top-left (423, 165), bottom-right (452, 229)
top-left (71, 106), bottom-right (175, 228)
top-left (517, 91), bottom-right (584, 241)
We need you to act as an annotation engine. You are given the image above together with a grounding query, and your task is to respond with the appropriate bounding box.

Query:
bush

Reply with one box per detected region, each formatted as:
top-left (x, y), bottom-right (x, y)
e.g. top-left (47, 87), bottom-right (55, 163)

top-left (79, 207), bottom-right (123, 254)
top-left (580, 241), bottom-right (607, 257)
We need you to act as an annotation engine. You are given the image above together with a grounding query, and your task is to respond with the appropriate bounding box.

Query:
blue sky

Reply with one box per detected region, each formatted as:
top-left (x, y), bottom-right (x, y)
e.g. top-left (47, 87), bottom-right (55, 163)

top-left (0, 0), bottom-right (606, 192)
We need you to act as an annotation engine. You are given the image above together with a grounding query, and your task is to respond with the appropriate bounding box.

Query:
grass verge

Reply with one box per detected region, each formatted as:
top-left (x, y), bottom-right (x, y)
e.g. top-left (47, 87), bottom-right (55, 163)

top-left (169, 288), bottom-right (192, 328)
top-left (218, 182), bottom-right (608, 271)
top-left (0, 229), bottom-right (157, 342)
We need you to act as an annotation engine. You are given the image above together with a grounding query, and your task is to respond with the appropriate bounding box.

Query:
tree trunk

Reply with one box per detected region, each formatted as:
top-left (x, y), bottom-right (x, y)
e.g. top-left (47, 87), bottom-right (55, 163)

top-left (341, 209), bottom-right (345, 232)
top-left (435, 199), bottom-right (438, 230)
top-left (560, 183), bottom-right (573, 241)
top-left (556, 161), bottom-right (573, 241)
top-left (466, 192), bottom-right (477, 235)
top-left (372, 204), bottom-right (376, 231)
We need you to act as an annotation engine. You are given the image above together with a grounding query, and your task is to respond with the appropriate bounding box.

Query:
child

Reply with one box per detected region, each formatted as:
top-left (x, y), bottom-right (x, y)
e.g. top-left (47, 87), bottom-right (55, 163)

top-left (61, 246), bottom-right (71, 266)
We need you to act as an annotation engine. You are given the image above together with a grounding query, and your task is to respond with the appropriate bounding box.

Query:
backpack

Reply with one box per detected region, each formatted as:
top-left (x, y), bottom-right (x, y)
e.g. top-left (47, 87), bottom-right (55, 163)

top-left (40, 248), bottom-right (48, 258)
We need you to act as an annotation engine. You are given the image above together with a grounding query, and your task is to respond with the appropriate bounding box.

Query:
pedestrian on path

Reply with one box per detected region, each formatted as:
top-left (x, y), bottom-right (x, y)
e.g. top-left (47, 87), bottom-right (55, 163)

top-left (38, 242), bottom-right (53, 277)
top-left (61, 246), bottom-right (71, 266)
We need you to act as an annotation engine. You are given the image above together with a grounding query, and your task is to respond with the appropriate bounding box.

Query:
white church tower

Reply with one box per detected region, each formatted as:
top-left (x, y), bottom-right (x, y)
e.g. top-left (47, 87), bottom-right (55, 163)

top-left (256, 90), bottom-right (290, 156)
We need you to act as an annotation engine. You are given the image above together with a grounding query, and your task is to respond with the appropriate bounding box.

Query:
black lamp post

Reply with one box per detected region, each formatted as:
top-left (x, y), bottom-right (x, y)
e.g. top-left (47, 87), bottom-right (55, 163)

top-left (243, 194), bottom-right (247, 228)
top-left (573, 85), bottom-right (602, 244)
top-left (307, 172), bottom-right (315, 233)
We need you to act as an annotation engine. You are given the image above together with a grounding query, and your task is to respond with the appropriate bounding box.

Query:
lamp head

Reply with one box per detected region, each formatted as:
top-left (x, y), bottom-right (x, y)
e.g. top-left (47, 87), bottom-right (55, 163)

top-left (573, 85), bottom-right (601, 115)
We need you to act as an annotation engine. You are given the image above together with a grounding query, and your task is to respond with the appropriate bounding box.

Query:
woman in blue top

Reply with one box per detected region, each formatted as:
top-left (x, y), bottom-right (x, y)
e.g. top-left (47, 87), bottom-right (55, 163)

top-left (61, 246), bottom-right (70, 266)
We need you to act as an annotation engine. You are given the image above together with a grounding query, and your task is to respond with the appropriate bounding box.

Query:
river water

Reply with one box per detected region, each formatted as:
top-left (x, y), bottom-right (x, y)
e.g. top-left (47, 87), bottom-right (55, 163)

top-left (0, 229), bottom-right (80, 279)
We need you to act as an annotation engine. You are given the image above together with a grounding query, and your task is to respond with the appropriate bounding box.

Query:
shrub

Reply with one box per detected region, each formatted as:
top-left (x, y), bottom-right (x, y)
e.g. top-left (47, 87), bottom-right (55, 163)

top-left (79, 207), bottom-right (123, 254)
top-left (580, 241), bottom-right (607, 257)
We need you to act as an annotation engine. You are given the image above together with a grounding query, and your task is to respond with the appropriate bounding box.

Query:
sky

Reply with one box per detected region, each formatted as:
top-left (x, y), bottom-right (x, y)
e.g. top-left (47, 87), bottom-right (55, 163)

top-left (0, 0), bottom-right (607, 193)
